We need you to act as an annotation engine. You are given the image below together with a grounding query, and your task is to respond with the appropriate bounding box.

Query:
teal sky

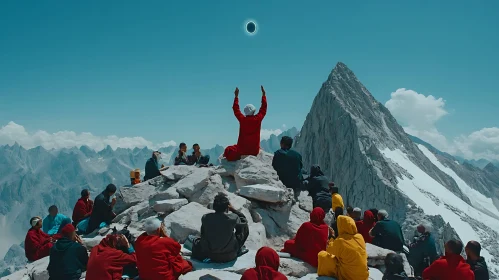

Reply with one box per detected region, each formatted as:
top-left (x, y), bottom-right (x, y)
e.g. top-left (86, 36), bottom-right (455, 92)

top-left (0, 0), bottom-right (498, 148)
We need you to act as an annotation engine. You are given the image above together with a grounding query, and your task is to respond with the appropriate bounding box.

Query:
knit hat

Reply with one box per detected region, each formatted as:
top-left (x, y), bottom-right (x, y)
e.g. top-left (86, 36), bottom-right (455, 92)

top-left (144, 218), bottom-right (162, 235)
top-left (244, 104), bottom-right (256, 116)
top-left (61, 224), bottom-right (75, 237)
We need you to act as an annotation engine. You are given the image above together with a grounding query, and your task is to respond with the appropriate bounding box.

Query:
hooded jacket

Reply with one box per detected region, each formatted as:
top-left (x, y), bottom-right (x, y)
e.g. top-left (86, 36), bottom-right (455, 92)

top-left (467, 257), bottom-right (490, 280)
top-left (317, 216), bottom-right (369, 280)
top-left (356, 210), bottom-right (376, 243)
top-left (241, 247), bottom-right (288, 280)
top-left (304, 166), bottom-right (332, 207)
top-left (371, 218), bottom-right (405, 252)
top-left (24, 228), bottom-right (53, 262)
top-left (72, 197), bottom-right (93, 226)
top-left (282, 207), bottom-right (329, 267)
top-left (144, 156), bottom-right (161, 181)
top-left (272, 148), bottom-right (303, 191)
top-left (233, 96), bottom-right (267, 156)
top-left (332, 193), bottom-right (344, 212)
top-left (422, 253), bottom-right (475, 280)
top-left (408, 231), bottom-right (438, 275)
top-left (87, 192), bottom-right (114, 234)
top-left (86, 241), bottom-right (137, 280)
top-left (43, 214), bottom-right (68, 235)
top-left (135, 233), bottom-right (192, 280)
top-left (47, 237), bottom-right (88, 280)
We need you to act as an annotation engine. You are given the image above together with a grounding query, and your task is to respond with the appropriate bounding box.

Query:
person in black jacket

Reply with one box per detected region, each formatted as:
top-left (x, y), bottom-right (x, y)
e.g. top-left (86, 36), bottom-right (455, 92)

top-left (466, 241), bottom-right (490, 280)
top-left (174, 143), bottom-right (192, 166)
top-left (191, 193), bottom-right (249, 263)
top-left (303, 165), bottom-right (332, 213)
top-left (48, 224), bottom-right (88, 280)
top-left (188, 143), bottom-right (212, 166)
top-left (272, 136), bottom-right (303, 195)
top-left (408, 224), bottom-right (439, 276)
top-left (383, 253), bottom-right (411, 280)
top-left (86, 184), bottom-right (117, 234)
top-left (144, 151), bottom-right (167, 181)
top-left (369, 210), bottom-right (405, 252)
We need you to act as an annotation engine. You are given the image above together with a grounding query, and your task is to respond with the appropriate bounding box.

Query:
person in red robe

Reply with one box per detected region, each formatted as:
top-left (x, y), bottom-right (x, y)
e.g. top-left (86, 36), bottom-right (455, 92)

top-left (135, 218), bottom-right (192, 280)
top-left (25, 216), bottom-right (55, 262)
top-left (356, 210), bottom-right (376, 243)
top-left (223, 86), bottom-right (268, 162)
top-left (86, 234), bottom-right (137, 280)
top-left (281, 207), bottom-right (329, 267)
top-left (241, 247), bottom-right (287, 280)
top-left (72, 189), bottom-right (93, 227)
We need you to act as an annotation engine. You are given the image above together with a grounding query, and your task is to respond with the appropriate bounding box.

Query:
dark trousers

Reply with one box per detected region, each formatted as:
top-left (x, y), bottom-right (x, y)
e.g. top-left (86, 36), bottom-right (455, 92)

top-left (313, 199), bottom-right (332, 214)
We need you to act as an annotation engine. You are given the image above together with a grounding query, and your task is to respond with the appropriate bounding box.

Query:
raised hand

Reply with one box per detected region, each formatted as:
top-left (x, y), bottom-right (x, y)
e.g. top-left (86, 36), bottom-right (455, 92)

top-left (234, 87), bottom-right (239, 97)
top-left (261, 85), bottom-right (266, 96)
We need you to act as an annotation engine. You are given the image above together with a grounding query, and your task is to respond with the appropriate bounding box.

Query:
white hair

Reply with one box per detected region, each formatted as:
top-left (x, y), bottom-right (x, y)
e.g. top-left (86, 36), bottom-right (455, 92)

top-left (244, 104), bottom-right (256, 116)
top-left (353, 207), bottom-right (362, 213)
top-left (144, 218), bottom-right (162, 235)
top-left (378, 209), bottom-right (389, 219)
top-left (31, 217), bottom-right (41, 227)
top-left (419, 223), bottom-right (432, 233)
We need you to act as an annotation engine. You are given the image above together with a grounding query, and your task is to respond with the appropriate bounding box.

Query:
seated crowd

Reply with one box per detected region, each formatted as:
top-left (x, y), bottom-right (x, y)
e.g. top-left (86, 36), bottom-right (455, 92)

top-left (23, 87), bottom-right (490, 280)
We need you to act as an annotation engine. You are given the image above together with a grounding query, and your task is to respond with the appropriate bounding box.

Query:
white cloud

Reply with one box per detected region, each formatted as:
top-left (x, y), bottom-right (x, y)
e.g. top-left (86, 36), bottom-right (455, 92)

top-left (385, 88), bottom-right (499, 161)
top-left (0, 122), bottom-right (176, 151)
top-left (260, 124), bottom-right (287, 140)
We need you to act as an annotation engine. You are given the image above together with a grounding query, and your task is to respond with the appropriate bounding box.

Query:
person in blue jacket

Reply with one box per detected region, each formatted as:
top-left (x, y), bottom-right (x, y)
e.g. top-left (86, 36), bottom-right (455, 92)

top-left (43, 205), bottom-right (69, 235)
top-left (48, 224), bottom-right (88, 280)
top-left (408, 224), bottom-right (439, 276)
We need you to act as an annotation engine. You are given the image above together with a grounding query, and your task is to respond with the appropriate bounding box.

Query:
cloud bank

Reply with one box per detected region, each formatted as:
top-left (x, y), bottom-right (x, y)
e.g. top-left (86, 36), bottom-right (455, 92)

top-left (260, 124), bottom-right (287, 140)
top-left (386, 88), bottom-right (499, 161)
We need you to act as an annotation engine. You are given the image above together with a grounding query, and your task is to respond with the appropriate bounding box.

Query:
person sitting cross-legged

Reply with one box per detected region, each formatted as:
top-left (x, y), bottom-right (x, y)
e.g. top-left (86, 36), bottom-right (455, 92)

top-left (43, 205), bottom-right (69, 236)
top-left (72, 189), bottom-right (93, 228)
top-left (240, 247), bottom-right (287, 280)
top-left (25, 216), bottom-right (57, 262)
top-left (188, 143), bottom-right (212, 167)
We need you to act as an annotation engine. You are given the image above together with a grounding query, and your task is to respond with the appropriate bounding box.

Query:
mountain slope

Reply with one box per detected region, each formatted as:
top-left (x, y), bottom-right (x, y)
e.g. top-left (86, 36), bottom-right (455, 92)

top-left (294, 62), bottom-right (499, 277)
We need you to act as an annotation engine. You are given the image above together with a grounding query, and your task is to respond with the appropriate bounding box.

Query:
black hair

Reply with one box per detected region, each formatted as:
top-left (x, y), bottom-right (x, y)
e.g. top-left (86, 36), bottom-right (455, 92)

top-left (179, 143), bottom-right (187, 149)
top-left (213, 193), bottom-right (230, 213)
top-left (466, 241), bottom-right (481, 256)
top-left (29, 217), bottom-right (40, 227)
top-left (310, 165), bottom-right (324, 177)
top-left (48, 205), bottom-right (58, 212)
top-left (385, 253), bottom-right (405, 273)
top-left (334, 207), bottom-right (344, 219)
top-left (346, 206), bottom-right (353, 214)
top-left (193, 143), bottom-right (199, 148)
top-left (331, 186), bottom-right (339, 194)
top-left (81, 189), bottom-right (90, 197)
top-left (446, 239), bottom-right (464, 255)
top-left (105, 184), bottom-right (117, 194)
top-left (280, 136), bottom-right (293, 149)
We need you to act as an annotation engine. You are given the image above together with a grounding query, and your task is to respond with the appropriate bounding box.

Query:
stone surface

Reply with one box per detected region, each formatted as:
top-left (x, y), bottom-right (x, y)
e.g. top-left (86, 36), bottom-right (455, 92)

top-left (174, 168), bottom-right (212, 199)
top-left (114, 182), bottom-right (157, 214)
top-left (188, 174), bottom-right (225, 207)
top-left (164, 202), bottom-right (213, 243)
top-left (81, 235), bottom-right (105, 251)
top-left (245, 223), bottom-right (267, 250)
top-left (161, 166), bottom-right (195, 181)
top-left (153, 198), bottom-right (188, 213)
top-left (239, 184), bottom-right (287, 203)
top-left (149, 187), bottom-right (180, 202)
top-left (279, 257), bottom-right (316, 277)
top-left (234, 155), bottom-right (284, 189)
top-left (178, 270), bottom-right (242, 280)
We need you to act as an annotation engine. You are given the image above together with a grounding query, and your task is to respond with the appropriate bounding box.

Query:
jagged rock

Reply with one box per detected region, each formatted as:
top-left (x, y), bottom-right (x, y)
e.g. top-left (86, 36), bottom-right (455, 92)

top-left (279, 257), bottom-right (316, 277)
top-left (112, 201), bottom-right (149, 224)
top-left (161, 166), bottom-right (195, 181)
top-left (245, 223), bottom-right (267, 250)
top-left (188, 174), bottom-right (226, 207)
top-left (239, 184), bottom-right (287, 203)
top-left (174, 168), bottom-right (213, 199)
top-left (149, 187), bottom-right (180, 202)
top-left (164, 202), bottom-right (213, 243)
top-left (225, 192), bottom-right (253, 225)
top-left (366, 243), bottom-right (412, 276)
top-left (178, 270), bottom-right (242, 280)
top-left (234, 155), bottom-right (284, 189)
top-left (153, 198), bottom-right (188, 213)
top-left (82, 236), bottom-right (105, 250)
top-left (297, 191), bottom-right (313, 212)
top-left (114, 183), bottom-right (158, 214)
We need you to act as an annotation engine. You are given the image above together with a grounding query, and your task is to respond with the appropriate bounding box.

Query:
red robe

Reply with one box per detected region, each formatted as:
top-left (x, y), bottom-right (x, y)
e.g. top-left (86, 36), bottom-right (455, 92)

top-left (24, 228), bottom-right (53, 262)
top-left (422, 254), bottom-right (475, 280)
top-left (356, 210), bottom-right (376, 243)
top-left (86, 244), bottom-right (137, 280)
top-left (135, 233), bottom-right (192, 280)
top-left (241, 247), bottom-right (287, 280)
top-left (282, 207), bottom-right (329, 267)
top-left (224, 96), bottom-right (267, 161)
top-left (72, 198), bottom-right (93, 226)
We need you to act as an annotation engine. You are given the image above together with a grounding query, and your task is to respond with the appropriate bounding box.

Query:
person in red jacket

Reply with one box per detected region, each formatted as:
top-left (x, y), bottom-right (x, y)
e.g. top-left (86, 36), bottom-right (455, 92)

top-left (356, 210), bottom-right (376, 243)
top-left (135, 218), bottom-right (192, 280)
top-left (281, 207), bottom-right (329, 267)
top-left (86, 234), bottom-right (137, 280)
top-left (72, 189), bottom-right (94, 227)
top-left (25, 216), bottom-right (55, 262)
top-left (223, 86), bottom-right (267, 162)
top-left (240, 247), bottom-right (287, 280)
top-left (423, 239), bottom-right (475, 280)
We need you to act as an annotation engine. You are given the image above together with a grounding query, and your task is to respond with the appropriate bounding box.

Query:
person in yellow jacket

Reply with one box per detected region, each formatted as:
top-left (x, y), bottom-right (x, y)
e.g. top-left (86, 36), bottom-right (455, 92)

top-left (317, 215), bottom-right (369, 280)
top-left (330, 184), bottom-right (344, 216)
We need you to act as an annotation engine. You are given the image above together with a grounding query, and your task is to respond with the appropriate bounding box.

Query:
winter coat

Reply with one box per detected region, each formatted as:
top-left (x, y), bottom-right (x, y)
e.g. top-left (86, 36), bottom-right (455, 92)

top-left (371, 219), bottom-right (405, 252)
top-left (188, 152), bottom-right (211, 165)
top-left (422, 254), bottom-right (475, 280)
top-left (317, 216), bottom-right (369, 280)
top-left (282, 207), bottom-right (329, 267)
top-left (87, 192), bottom-right (114, 234)
top-left (304, 166), bottom-right (331, 209)
top-left (86, 244), bottom-right (137, 280)
top-left (24, 228), bottom-right (53, 262)
top-left (272, 148), bottom-right (303, 191)
top-left (382, 271), bottom-right (411, 280)
top-left (72, 198), bottom-right (93, 226)
top-left (47, 237), bottom-right (88, 280)
top-left (240, 247), bottom-right (288, 280)
top-left (135, 233), bottom-right (192, 280)
top-left (467, 257), bottom-right (490, 280)
top-left (408, 232), bottom-right (438, 275)
top-left (174, 151), bottom-right (192, 166)
top-left (356, 210), bottom-right (376, 243)
top-left (43, 214), bottom-right (68, 235)
top-left (192, 209), bottom-right (249, 263)
top-left (144, 157), bottom-right (161, 181)
top-left (332, 193), bottom-right (344, 212)
top-left (233, 96), bottom-right (267, 156)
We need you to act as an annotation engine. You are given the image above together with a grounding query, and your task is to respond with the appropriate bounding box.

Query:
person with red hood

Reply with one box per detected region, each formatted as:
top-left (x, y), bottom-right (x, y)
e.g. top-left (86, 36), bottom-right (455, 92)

top-left (241, 247), bottom-right (287, 280)
top-left (86, 234), bottom-right (137, 280)
top-left (72, 189), bottom-right (93, 227)
top-left (422, 239), bottom-right (475, 280)
top-left (356, 210), bottom-right (376, 243)
top-left (135, 218), bottom-right (192, 280)
top-left (281, 207), bottom-right (329, 267)
top-left (25, 216), bottom-right (55, 262)
top-left (223, 86), bottom-right (267, 161)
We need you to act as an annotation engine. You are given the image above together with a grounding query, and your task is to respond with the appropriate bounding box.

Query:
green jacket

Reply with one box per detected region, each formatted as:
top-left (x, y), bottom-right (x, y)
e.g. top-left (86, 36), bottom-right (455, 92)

top-left (272, 148), bottom-right (303, 190)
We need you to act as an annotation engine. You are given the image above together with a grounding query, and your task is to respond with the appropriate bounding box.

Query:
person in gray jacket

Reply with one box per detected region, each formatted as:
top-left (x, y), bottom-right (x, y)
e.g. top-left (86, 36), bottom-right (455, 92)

top-left (191, 193), bottom-right (249, 263)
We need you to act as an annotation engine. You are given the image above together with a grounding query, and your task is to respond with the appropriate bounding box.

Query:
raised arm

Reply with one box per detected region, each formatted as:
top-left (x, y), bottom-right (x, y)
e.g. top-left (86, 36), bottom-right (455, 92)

top-left (256, 85), bottom-right (267, 119)
top-left (232, 87), bottom-right (244, 121)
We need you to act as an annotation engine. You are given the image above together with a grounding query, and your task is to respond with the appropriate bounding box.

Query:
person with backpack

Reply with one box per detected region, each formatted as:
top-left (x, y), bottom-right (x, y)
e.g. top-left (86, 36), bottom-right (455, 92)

top-left (408, 224), bottom-right (438, 276)
top-left (369, 210), bottom-right (405, 252)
